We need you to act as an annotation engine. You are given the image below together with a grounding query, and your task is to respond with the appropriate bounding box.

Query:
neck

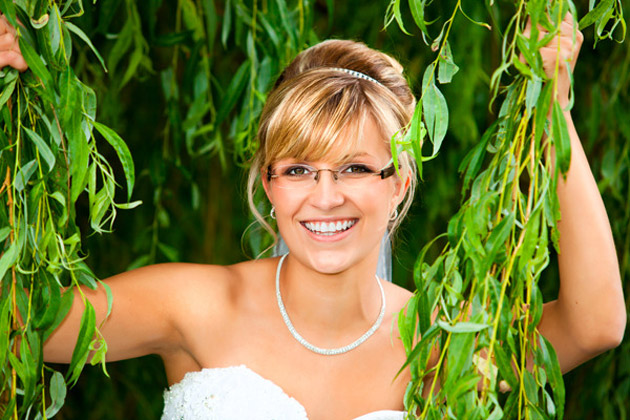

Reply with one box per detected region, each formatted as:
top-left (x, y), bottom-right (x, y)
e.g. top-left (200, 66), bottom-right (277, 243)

top-left (277, 250), bottom-right (384, 344)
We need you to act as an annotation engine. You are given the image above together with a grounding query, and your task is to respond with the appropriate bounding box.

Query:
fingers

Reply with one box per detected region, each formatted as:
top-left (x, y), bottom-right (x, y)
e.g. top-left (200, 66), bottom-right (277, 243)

top-left (0, 33), bottom-right (17, 50)
top-left (0, 50), bottom-right (27, 72)
top-left (0, 14), bottom-right (27, 72)
top-left (523, 12), bottom-right (583, 47)
top-left (0, 14), bottom-right (17, 36)
top-left (521, 12), bottom-right (582, 74)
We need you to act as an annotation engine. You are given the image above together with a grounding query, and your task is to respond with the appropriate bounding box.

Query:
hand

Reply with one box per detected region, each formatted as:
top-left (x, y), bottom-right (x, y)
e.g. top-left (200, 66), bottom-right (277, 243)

top-left (524, 13), bottom-right (583, 109)
top-left (0, 14), bottom-right (28, 72)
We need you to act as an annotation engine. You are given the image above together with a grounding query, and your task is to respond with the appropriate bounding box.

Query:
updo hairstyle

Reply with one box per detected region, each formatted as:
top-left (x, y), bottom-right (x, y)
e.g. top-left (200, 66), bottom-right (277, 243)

top-left (247, 39), bottom-right (418, 247)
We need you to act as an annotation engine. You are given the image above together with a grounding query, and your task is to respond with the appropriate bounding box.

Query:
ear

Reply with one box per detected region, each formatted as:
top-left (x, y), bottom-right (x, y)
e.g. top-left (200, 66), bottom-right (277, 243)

top-left (395, 171), bottom-right (413, 204)
top-left (391, 169), bottom-right (411, 208)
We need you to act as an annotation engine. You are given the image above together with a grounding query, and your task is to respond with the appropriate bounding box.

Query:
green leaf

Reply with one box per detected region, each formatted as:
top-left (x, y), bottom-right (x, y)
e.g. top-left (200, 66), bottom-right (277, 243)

top-left (0, 297), bottom-right (11, 369)
top-left (47, 371), bottom-right (67, 417)
top-left (67, 300), bottom-right (96, 386)
top-left (523, 370), bottom-right (539, 404)
top-left (24, 126), bottom-right (56, 172)
top-left (397, 323), bottom-right (440, 376)
top-left (68, 127), bottom-right (89, 202)
top-left (115, 200), bottom-right (142, 209)
top-left (216, 60), bottom-right (250, 125)
top-left (44, 289), bottom-right (74, 342)
top-left (221, 0), bottom-right (232, 47)
top-left (525, 78), bottom-right (543, 115)
top-left (49, 4), bottom-right (62, 55)
top-left (494, 345), bottom-right (518, 390)
top-left (437, 320), bottom-right (489, 333)
top-left (64, 21), bottom-right (107, 71)
top-left (444, 331), bottom-right (476, 389)
top-left (551, 101), bottom-right (572, 175)
top-left (458, 120), bottom-right (496, 194)
top-left (30, 13), bottom-right (49, 29)
top-left (579, 0), bottom-right (614, 29)
top-left (409, 0), bottom-right (429, 37)
top-left (0, 227), bottom-right (11, 242)
top-left (108, 18), bottom-right (133, 74)
top-left (18, 36), bottom-right (53, 90)
top-left (391, 0), bottom-right (412, 35)
top-left (101, 281), bottom-right (114, 318)
top-left (0, 0), bottom-right (18, 27)
top-left (14, 159), bottom-right (38, 191)
top-left (422, 66), bottom-right (449, 157)
top-left (484, 212), bottom-right (515, 270)
top-left (534, 83), bottom-right (553, 148)
top-left (93, 121), bottom-right (135, 201)
top-left (33, 275), bottom-right (61, 330)
top-left (518, 210), bottom-right (541, 273)
top-left (437, 42), bottom-right (459, 84)
top-left (402, 101), bottom-right (425, 179)
top-left (417, 290), bottom-right (431, 337)
top-left (539, 335), bottom-right (565, 418)
top-left (0, 78), bottom-right (17, 110)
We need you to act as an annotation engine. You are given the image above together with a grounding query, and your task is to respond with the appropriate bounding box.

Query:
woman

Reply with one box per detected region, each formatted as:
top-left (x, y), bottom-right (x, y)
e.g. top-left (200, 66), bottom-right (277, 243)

top-left (0, 12), bottom-right (625, 420)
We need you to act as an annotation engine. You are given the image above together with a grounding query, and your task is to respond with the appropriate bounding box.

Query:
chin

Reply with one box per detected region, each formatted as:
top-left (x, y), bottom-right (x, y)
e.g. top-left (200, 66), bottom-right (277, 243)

top-left (304, 251), bottom-right (352, 274)
top-left (297, 247), bottom-right (378, 276)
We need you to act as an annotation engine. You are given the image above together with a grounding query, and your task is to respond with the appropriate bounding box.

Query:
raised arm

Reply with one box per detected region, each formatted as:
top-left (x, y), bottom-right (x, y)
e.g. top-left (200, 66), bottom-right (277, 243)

top-left (0, 16), bottom-right (233, 364)
top-left (536, 14), bottom-right (626, 373)
top-left (44, 263), bottom-right (233, 363)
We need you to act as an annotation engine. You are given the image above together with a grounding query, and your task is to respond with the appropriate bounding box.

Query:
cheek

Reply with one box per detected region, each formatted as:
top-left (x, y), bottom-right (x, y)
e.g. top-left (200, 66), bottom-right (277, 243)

top-left (270, 189), bottom-right (305, 228)
top-left (355, 183), bottom-right (397, 215)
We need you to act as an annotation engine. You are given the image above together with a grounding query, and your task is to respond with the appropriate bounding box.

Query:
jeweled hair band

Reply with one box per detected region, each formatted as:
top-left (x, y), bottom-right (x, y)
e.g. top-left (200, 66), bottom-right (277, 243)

top-left (330, 67), bottom-right (383, 86)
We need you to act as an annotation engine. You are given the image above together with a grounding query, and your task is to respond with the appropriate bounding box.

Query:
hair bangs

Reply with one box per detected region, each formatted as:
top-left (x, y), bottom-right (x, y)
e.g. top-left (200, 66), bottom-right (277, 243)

top-left (261, 76), bottom-right (375, 167)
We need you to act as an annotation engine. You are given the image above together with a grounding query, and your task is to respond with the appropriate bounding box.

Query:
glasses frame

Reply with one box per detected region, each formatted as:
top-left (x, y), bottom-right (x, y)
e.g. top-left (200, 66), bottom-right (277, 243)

top-left (266, 162), bottom-right (396, 188)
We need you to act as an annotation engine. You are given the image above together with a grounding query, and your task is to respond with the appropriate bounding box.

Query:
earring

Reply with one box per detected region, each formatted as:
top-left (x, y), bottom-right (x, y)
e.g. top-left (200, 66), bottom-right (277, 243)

top-left (270, 207), bottom-right (276, 220)
top-left (389, 208), bottom-right (399, 221)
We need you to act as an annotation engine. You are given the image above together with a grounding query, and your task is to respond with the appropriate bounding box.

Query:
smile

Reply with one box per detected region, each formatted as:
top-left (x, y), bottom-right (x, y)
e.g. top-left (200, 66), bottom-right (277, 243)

top-left (301, 219), bottom-right (357, 236)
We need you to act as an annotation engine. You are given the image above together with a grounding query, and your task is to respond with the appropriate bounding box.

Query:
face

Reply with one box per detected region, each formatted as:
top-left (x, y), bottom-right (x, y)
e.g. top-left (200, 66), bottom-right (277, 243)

top-left (263, 117), bottom-right (408, 274)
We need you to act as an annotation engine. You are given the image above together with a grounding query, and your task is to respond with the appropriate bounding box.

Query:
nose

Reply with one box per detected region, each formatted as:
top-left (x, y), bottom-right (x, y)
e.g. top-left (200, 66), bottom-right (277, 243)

top-left (309, 170), bottom-right (345, 209)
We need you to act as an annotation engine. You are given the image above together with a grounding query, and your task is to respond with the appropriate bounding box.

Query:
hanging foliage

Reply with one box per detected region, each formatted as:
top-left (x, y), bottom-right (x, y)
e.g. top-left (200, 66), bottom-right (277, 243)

top-left (391, 0), bottom-right (625, 419)
top-left (0, 0), bottom-right (139, 418)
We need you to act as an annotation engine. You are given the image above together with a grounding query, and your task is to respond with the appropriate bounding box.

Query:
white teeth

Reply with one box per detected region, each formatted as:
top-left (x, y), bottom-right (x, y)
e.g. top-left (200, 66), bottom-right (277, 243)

top-left (303, 220), bottom-right (356, 235)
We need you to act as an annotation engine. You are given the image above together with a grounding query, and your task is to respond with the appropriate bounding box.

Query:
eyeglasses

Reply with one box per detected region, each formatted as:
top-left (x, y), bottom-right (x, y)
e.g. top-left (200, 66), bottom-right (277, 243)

top-left (267, 162), bottom-right (396, 189)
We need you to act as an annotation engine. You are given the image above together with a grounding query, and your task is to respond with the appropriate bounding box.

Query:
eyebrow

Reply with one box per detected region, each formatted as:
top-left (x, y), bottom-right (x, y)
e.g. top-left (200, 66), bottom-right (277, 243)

top-left (339, 152), bottom-right (376, 161)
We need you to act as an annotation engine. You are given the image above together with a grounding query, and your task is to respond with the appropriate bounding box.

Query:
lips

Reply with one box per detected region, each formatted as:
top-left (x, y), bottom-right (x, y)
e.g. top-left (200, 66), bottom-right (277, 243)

top-left (301, 219), bottom-right (357, 236)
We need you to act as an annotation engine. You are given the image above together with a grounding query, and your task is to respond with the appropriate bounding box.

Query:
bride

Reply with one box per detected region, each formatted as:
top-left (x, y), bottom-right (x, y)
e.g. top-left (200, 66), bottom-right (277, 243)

top-left (0, 12), bottom-right (625, 420)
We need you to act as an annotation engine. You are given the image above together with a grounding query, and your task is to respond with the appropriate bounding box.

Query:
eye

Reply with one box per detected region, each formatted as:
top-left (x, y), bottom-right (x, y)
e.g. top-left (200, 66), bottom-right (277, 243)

top-left (341, 164), bottom-right (376, 174)
top-left (283, 165), bottom-right (313, 177)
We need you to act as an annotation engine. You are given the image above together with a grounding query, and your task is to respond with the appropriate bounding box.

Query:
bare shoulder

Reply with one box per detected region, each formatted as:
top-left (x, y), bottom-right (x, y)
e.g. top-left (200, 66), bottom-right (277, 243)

top-left (382, 280), bottom-right (414, 310)
top-left (148, 258), bottom-right (279, 315)
top-left (100, 261), bottom-right (246, 329)
top-left (108, 261), bottom-right (236, 298)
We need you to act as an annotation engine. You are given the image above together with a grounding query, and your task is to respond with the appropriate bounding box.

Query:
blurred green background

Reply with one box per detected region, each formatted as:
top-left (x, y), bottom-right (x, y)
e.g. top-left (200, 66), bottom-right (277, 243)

top-left (49, 0), bottom-right (629, 418)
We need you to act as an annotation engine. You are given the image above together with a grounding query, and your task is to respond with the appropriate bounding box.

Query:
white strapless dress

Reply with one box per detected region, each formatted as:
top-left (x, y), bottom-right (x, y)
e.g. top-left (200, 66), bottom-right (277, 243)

top-left (161, 365), bottom-right (406, 420)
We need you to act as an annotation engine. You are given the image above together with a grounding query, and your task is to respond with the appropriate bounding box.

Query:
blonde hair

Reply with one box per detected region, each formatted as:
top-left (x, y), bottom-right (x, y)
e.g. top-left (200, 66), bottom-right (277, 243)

top-left (247, 39), bottom-right (418, 249)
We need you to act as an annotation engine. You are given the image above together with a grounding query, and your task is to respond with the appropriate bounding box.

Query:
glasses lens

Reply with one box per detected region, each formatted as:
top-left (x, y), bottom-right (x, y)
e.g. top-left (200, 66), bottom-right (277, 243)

top-left (270, 164), bottom-right (315, 189)
top-left (337, 163), bottom-right (380, 187)
top-left (269, 163), bottom-right (389, 189)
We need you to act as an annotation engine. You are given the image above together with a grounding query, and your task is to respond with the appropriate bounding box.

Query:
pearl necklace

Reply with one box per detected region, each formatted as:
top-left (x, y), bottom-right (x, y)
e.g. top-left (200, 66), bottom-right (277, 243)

top-left (275, 254), bottom-right (386, 356)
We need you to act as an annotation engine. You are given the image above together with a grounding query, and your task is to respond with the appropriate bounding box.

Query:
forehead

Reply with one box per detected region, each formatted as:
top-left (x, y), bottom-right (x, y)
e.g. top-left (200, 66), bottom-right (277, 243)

top-left (273, 115), bottom-right (392, 166)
